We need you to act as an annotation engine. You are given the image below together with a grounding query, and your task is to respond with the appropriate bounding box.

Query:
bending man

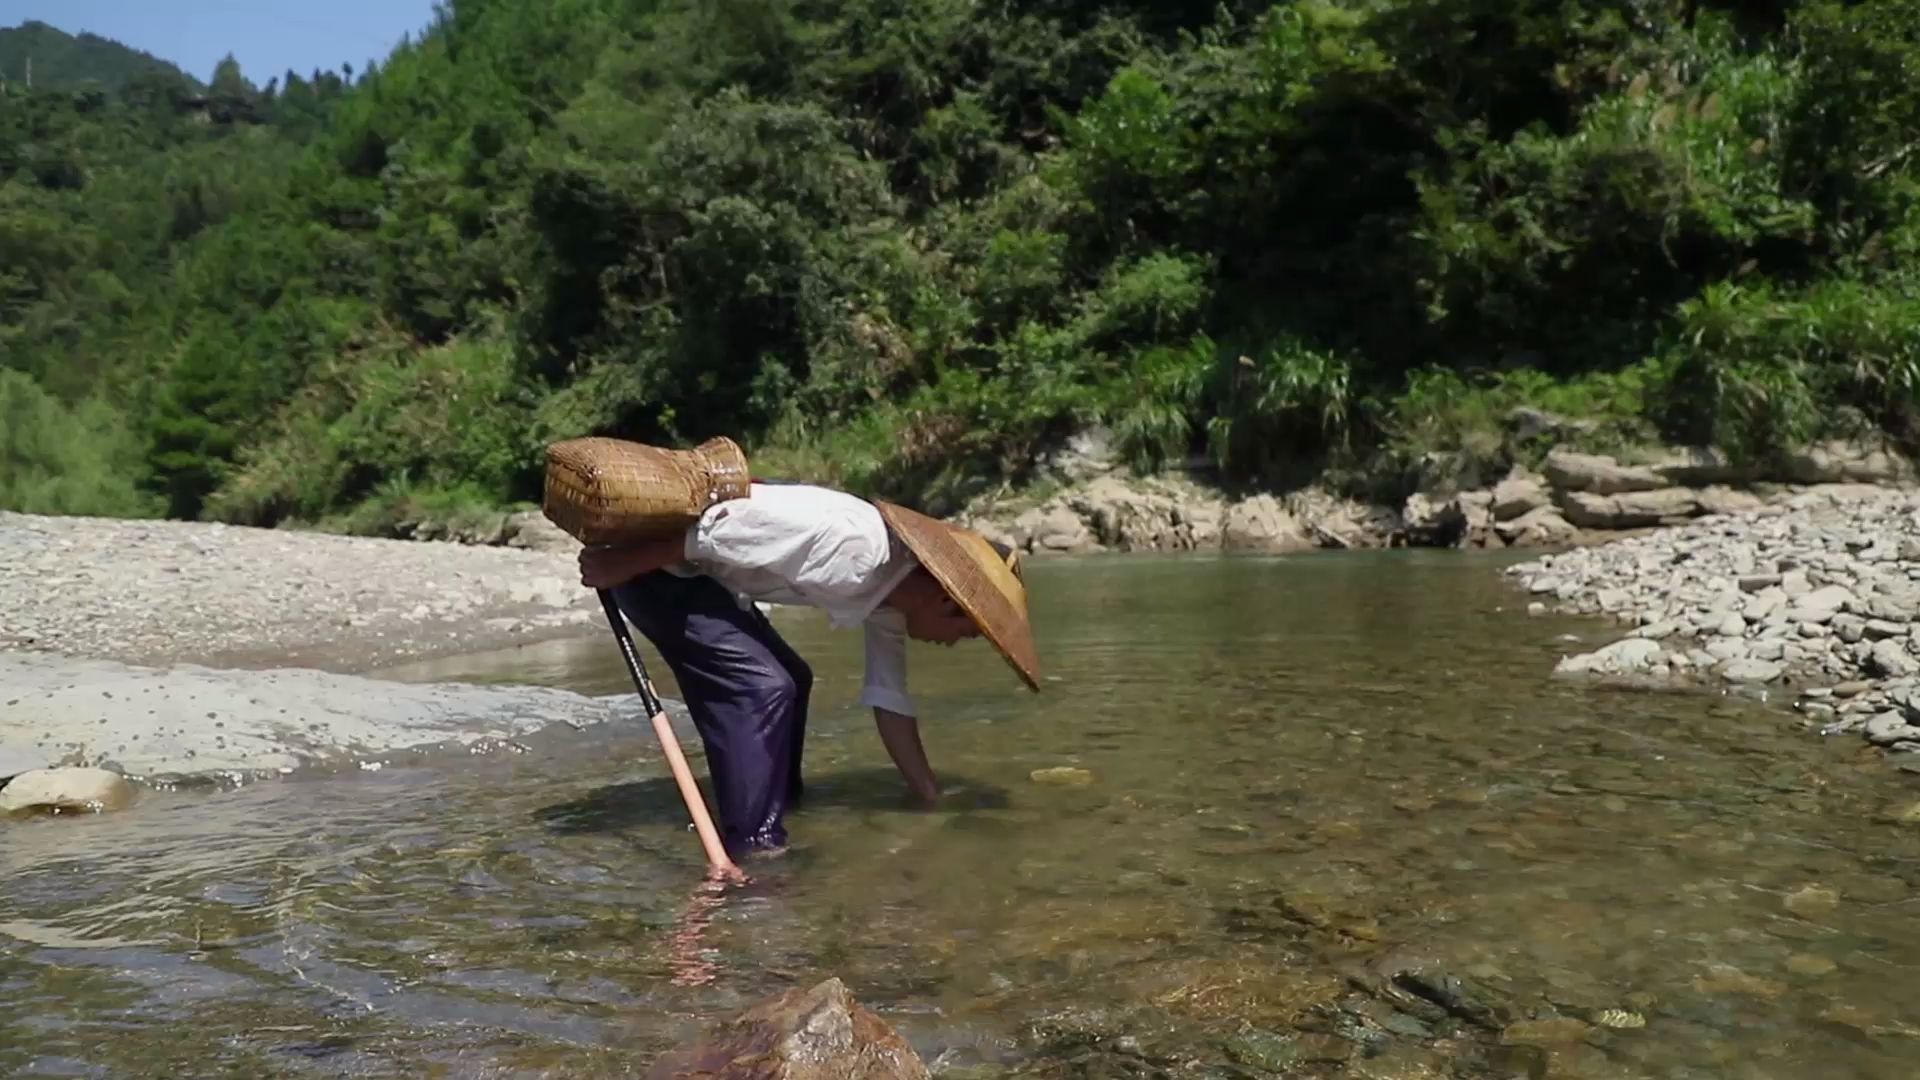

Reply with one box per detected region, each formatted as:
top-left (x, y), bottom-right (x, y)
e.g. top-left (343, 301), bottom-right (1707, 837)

top-left (577, 481), bottom-right (1039, 859)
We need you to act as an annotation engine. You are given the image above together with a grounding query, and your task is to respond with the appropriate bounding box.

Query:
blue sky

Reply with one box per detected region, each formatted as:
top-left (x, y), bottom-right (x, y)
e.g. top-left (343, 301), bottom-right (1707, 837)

top-left (9, 0), bottom-right (442, 86)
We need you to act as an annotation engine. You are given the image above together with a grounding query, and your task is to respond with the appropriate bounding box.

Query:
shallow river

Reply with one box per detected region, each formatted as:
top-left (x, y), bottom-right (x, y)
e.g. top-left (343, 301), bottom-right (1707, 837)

top-left (7, 552), bottom-right (1920, 1078)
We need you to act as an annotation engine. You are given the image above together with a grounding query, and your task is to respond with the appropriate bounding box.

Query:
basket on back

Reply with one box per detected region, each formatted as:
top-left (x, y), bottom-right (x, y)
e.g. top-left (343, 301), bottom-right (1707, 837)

top-left (542, 435), bottom-right (751, 546)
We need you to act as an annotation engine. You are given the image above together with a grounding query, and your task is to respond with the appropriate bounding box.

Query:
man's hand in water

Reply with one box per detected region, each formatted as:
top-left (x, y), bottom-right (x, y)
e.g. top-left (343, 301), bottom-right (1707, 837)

top-left (578, 537), bottom-right (686, 588)
top-left (874, 708), bottom-right (941, 809)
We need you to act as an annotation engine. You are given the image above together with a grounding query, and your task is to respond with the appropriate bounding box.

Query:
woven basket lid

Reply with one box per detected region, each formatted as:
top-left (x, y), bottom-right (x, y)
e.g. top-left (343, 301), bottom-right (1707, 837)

top-left (871, 500), bottom-right (1040, 692)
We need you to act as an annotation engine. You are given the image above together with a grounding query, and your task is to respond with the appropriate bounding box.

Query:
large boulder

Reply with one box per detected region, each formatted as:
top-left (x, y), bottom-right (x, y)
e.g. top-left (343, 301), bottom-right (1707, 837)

top-left (647, 978), bottom-right (930, 1080)
top-left (1401, 491), bottom-right (1500, 547)
top-left (1009, 504), bottom-right (1099, 554)
top-left (1542, 451), bottom-right (1666, 495)
top-left (1555, 487), bottom-right (1702, 528)
top-left (1783, 440), bottom-right (1916, 486)
top-left (1696, 486), bottom-right (1768, 517)
top-left (1495, 505), bottom-right (1577, 547)
top-left (1491, 469), bottom-right (1552, 521)
top-left (1283, 488), bottom-right (1399, 549)
top-left (1648, 446), bottom-right (1753, 487)
top-left (1220, 495), bottom-right (1314, 552)
top-left (1066, 475), bottom-right (1224, 552)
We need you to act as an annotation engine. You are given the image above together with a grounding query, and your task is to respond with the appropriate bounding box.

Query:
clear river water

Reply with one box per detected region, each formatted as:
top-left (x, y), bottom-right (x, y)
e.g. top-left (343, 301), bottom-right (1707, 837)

top-left (6, 551), bottom-right (1920, 1078)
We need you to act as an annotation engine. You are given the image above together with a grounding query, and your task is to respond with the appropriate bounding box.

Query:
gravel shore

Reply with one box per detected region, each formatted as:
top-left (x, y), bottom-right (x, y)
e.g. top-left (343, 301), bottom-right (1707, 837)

top-left (1503, 483), bottom-right (1920, 750)
top-left (1, 509), bottom-right (595, 674)
top-left (0, 510), bottom-right (693, 789)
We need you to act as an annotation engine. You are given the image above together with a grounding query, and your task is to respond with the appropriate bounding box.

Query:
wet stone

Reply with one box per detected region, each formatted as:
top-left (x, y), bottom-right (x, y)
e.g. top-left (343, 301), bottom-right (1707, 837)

top-left (1389, 969), bottom-right (1513, 1030)
top-left (1786, 953), bottom-right (1838, 977)
top-left (1500, 1017), bottom-right (1592, 1045)
top-left (1865, 712), bottom-right (1920, 746)
top-left (1693, 964), bottom-right (1787, 1000)
top-left (1783, 884), bottom-right (1841, 918)
top-left (1224, 1030), bottom-right (1300, 1072)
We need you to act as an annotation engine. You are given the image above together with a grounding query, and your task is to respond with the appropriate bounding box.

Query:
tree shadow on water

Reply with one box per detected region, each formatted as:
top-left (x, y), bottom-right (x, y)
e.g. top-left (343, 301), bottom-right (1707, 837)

top-left (534, 766), bottom-right (1014, 836)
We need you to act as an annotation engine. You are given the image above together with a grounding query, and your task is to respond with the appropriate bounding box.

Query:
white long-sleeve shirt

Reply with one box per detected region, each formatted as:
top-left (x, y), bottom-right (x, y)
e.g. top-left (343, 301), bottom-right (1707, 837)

top-left (675, 483), bottom-right (921, 716)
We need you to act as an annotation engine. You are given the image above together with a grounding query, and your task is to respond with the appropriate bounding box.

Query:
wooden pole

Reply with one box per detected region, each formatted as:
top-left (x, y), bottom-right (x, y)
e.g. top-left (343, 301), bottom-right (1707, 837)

top-left (597, 589), bottom-right (744, 882)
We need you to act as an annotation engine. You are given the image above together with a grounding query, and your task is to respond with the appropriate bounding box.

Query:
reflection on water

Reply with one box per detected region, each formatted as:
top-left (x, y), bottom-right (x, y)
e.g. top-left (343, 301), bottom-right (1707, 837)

top-left (6, 551), bottom-right (1920, 1078)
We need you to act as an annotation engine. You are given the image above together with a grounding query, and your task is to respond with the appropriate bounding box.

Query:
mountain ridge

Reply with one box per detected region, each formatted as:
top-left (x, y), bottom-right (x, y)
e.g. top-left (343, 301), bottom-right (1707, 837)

top-left (0, 19), bottom-right (198, 92)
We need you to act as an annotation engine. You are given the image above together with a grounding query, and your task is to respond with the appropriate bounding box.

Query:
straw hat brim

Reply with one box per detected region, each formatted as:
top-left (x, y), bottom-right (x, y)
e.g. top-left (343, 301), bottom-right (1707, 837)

top-left (872, 501), bottom-right (1040, 692)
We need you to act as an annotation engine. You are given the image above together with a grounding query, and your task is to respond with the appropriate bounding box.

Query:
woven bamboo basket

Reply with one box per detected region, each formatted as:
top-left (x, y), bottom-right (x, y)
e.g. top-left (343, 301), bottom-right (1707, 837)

top-left (541, 435), bottom-right (751, 546)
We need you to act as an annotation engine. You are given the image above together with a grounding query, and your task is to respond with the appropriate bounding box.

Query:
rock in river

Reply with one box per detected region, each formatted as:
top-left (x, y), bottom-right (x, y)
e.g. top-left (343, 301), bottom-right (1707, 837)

top-left (646, 977), bottom-right (930, 1080)
top-left (1554, 639), bottom-right (1662, 677)
top-left (1720, 658), bottom-right (1784, 684)
top-left (0, 767), bottom-right (135, 815)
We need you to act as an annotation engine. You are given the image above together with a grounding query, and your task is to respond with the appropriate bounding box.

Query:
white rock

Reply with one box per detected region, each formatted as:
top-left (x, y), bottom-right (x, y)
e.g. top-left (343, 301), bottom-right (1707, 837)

top-left (1721, 658), bottom-right (1784, 684)
top-left (1801, 585), bottom-right (1856, 613)
top-left (1556, 638), bottom-right (1663, 677)
top-left (0, 767), bottom-right (135, 814)
top-left (1744, 588), bottom-right (1788, 621)
top-left (1870, 639), bottom-right (1920, 679)
top-left (1706, 639), bottom-right (1750, 661)
top-left (1866, 712), bottom-right (1920, 745)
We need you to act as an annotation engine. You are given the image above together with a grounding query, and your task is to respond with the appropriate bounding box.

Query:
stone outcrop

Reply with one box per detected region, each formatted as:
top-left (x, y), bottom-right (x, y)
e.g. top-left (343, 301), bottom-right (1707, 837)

top-left (646, 978), bottom-right (930, 1080)
top-left (1543, 450), bottom-right (1667, 495)
top-left (1220, 495), bottom-right (1314, 552)
top-left (959, 435), bottom-right (1916, 558)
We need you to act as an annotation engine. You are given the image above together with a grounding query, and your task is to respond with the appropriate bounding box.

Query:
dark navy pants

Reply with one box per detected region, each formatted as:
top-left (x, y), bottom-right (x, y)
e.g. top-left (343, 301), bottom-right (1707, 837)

top-left (610, 571), bottom-right (812, 855)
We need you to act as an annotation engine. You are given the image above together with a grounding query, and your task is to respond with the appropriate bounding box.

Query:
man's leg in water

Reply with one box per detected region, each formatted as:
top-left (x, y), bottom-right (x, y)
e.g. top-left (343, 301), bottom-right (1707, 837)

top-left (749, 605), bottom-right (813, 807)
top-left (611, 572), bottom-right (807, 855)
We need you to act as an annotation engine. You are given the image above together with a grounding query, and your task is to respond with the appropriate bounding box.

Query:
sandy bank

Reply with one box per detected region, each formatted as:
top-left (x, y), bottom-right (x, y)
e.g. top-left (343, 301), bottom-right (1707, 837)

top-left (1, 651), bottom-right (683, 785)
top-left (0, 510), bottom-right (698, 789)
top-left (1, 509), bottom-right (594, 674)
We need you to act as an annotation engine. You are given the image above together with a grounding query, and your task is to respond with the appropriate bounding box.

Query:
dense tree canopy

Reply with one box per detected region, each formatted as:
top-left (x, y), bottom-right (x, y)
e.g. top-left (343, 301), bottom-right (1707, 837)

top-left (3, 0), bottom-right (1917, 527)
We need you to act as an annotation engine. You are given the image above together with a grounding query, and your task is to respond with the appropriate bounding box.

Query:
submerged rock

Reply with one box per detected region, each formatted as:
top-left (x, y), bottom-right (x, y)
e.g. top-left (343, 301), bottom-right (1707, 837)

top-left (1, 767), bottom-right (135, 815)
top-left (646, 977), bottom-right (930, 1080)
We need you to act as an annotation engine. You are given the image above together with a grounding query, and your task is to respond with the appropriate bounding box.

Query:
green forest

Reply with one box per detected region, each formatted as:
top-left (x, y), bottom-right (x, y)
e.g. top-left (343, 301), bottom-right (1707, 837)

top-left (3, 0), bottom-right (1917, 532)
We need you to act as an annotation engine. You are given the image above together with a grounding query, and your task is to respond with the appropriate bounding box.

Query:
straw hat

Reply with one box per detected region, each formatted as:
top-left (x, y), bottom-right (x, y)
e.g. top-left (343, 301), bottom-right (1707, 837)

top-left (871, 500), bottom-right (1040, 692)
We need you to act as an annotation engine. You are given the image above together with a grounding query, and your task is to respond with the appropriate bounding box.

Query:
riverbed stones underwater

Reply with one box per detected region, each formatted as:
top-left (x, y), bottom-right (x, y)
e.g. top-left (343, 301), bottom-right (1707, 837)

top-left (1504, 484), bottom-right (1920, 752)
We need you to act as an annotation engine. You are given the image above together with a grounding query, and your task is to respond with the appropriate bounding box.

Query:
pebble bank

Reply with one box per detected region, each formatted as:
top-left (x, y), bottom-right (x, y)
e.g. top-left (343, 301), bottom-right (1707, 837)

top-left (1503, 485), bottom-right (1920, 751)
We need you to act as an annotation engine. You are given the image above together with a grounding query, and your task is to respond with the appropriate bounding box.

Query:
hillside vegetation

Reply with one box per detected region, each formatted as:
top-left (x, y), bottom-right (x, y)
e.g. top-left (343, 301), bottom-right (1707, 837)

top-left (0, 20), bottom-right (196, 93)
top-left (3, 0), bottom-right (1917, 530)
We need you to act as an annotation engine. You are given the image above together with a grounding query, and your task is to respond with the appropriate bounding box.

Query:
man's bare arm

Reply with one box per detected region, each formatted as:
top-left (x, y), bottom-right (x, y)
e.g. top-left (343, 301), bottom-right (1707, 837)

top-left (873, 708), bottom-right (939, 807)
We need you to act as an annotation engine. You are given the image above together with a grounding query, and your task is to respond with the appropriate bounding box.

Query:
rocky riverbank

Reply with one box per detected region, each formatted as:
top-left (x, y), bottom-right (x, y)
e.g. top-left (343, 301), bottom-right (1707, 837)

top-left (953, 428), bottom-right (1916, 558)
top-left (1504, 485), bottom-right (1920, 751)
